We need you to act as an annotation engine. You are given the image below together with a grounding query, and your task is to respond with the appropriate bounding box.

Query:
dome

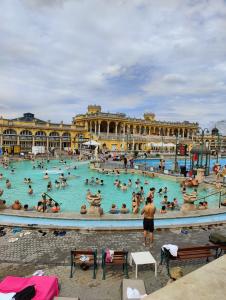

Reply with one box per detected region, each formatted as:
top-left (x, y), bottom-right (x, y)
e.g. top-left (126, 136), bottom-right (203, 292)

top-left (211, 127), bottom-right (219, 136)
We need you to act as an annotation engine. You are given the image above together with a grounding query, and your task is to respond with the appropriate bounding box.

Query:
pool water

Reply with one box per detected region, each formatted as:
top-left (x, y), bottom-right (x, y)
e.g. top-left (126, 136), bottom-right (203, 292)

top-left (0, 159), bottom-right (219, 212)
top-left (135, 157), bottom-right (226, 171)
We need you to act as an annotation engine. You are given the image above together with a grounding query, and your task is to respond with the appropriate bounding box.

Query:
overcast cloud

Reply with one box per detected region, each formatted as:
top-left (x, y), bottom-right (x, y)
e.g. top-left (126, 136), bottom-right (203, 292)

top-left (0, 0), bottom-right (226, 126)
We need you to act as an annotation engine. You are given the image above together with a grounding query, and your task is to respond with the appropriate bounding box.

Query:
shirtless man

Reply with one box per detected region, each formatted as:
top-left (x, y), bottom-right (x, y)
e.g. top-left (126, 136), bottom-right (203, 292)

top-left (141, 197), bottom-right (156, 247)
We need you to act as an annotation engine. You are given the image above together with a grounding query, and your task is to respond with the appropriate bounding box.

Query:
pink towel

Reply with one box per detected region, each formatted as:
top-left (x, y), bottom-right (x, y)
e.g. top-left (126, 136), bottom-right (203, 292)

top-left (105, 249), bottom-right (114, 263)
top-left (0, 276), bottom-right (59, 300)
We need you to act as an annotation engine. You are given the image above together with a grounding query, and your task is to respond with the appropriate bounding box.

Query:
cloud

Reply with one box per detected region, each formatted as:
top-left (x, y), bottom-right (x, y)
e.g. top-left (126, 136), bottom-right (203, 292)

top-left (0, 0), bottom-right (225, 125)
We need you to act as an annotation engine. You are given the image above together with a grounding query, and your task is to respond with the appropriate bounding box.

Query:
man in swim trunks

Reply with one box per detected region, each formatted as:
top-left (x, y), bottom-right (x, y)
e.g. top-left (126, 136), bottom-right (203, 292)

top-left (141, 197), bottom-right (156, 247)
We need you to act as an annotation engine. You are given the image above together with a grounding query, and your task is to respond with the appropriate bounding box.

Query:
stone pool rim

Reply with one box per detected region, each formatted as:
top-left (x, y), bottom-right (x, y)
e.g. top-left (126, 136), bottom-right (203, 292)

top-left (1, 207), bottom-right (226, 230)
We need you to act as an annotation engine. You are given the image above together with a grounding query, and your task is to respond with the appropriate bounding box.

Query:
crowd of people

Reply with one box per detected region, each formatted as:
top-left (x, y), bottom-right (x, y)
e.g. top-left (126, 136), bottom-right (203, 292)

top-left (0, 156), bottom-right (217, 217)
top-left (0, 158), bottom-right (68, 213)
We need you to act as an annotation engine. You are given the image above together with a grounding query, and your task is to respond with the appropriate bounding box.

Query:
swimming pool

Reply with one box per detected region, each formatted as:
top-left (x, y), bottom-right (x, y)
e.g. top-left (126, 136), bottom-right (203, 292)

top-left (135, 157), bottom-right (226, 171)
top-left (0, 159), bottom-right (219, 212)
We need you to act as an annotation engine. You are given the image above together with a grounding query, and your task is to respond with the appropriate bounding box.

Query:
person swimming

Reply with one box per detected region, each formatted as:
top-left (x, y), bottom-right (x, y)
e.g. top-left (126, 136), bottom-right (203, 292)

top-left (55, 180), bottom-right (60, 189)
top-left (158, 188), bottom-right (163, 195)
top-left (28, 185), bottom-right (33, 195)
top-left (121, 183), bottom-right (128, 191)
top-left (6, 179), bottom-right (11, 189)
top-left (163, 187), bottom-right (168, 194)
top-left (51, 202), bottom-right (60, 213)
top-left (43, 173), bottom-right (49, 179)
top-left (47, 181), bottom-right (52, 191)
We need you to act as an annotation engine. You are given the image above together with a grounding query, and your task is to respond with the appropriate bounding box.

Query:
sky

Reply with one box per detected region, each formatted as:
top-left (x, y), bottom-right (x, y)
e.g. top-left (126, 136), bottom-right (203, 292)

top-left (0, 0), bottom-right (226, 126)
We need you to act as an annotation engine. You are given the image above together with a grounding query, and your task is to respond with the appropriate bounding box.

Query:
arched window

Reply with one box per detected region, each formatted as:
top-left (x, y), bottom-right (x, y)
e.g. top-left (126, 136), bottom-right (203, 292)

top-left (35, 131), bottom-right (46, 136)
top-left (62, 132), bottom-right (71, 137)
top-left (109, 122), bottom-right (116, 133)
top-left (49, 131), bottom-right (60, 137)
top-left (3, 129), bottom-right (17, 135)
top-left (20, 130), bottom-right (32, 136)
top-left (100, 121), bottom-right (107, 133)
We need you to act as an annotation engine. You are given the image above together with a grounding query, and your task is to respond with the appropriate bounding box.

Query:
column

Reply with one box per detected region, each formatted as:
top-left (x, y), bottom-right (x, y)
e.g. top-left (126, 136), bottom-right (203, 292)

top-left (166, 128), bottom-right (169, 136)
top-left (94, 121), bottom-right (97, 135)
top-left (46, 137), bottom-right (49, 152)
top-left (32, 136), bottom-right (35, 147)
top-left (115, 122), bottom-right (118, 136)
top-left (60, 138), bottom-right (62, 151)
top-left (17, 135), bottom-right (20, 146)
top-left (0, 134), bottom-right (2, 147)
top-left (98, 121), bottom-right (101, 136)
top-left (107, 121), bottom-right (110, 136)
top-left (182, 128), bottom-right (185, 138)
top-left (123, 124), bottom-right (126, 135)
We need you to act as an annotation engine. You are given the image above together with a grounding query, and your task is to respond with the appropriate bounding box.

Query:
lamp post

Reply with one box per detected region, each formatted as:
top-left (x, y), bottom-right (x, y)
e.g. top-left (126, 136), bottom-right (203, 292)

top-left (174, 133), bottom-right (180, 173)
top-left (160, 128), bottom-right (164, 154)
top-left (198, 127), bottom-right (209, 168)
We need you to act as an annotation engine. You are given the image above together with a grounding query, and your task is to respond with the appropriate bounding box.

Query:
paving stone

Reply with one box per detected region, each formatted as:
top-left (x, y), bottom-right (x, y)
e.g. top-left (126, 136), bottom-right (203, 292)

top-left (0, 225), bottom-right (225, 299)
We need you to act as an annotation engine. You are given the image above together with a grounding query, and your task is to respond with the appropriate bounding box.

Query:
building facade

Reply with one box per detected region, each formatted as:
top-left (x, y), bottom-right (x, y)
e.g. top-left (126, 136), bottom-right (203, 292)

top-left (0, 113), bottom-right (77, 153)
top-left (73, 105), bottom-right (199, 151)
top-left (1, 106), bottom-right (225, 154)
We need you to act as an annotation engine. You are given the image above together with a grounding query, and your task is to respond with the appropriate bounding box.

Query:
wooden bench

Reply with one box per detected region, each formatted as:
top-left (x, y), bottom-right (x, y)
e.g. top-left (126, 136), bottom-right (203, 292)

top-left (102, 249), bottom-right (129, 280)
top-left (160, 245), bottom-right (218, 275)
top-left (70, 249), bottom-right (97, 279)
top-left (209, 243), bottom-right (226, 258)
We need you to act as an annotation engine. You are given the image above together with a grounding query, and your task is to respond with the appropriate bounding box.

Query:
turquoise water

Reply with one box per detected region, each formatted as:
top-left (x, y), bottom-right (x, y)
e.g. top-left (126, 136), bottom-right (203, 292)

top-left (0, 159), bottom-right (219, 212)
top-left (0, 213), bottom-right (226, 228)
top-left (135, 157), bottom-right (226, 170)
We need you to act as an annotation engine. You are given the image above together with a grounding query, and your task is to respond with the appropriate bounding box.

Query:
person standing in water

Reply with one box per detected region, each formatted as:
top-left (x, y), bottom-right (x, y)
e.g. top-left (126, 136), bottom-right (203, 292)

top-left (141, 197), bottom-right (156, 247)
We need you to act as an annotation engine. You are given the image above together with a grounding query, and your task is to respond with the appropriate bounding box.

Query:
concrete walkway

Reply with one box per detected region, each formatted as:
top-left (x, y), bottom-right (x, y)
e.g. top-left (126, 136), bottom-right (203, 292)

top-left (0, 225), bottom-right (225, 299)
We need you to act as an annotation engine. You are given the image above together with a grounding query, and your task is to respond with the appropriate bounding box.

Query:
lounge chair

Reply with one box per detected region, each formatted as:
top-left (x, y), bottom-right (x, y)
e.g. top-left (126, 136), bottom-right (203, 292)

top-left (102, 248), bottom-right (129, 280)
top-left (70, 248), bottom-right (97, 279)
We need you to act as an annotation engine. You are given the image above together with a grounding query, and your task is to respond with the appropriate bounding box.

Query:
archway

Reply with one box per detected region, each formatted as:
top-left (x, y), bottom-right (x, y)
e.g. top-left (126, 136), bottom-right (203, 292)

top-left (109, 121), bottom-right (116, 133)
top-left (100, 121), bottom-right (107, 133)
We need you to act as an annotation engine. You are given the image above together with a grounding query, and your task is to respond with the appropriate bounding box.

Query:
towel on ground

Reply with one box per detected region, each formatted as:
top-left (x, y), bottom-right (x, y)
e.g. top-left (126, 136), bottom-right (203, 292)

top-left (162, 244), bottom-right (178, 257)
top-left (127, 287), bottom-right (147, 299)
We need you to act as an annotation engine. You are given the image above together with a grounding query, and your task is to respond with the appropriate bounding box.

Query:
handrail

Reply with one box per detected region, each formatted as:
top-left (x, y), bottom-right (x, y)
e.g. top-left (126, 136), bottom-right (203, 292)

top-left (195, 189), bottom-right (226, 202)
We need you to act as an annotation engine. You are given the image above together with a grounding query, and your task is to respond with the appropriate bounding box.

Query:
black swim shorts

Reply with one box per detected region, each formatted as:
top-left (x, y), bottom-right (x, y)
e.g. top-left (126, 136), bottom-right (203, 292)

top-left (143, 218), bottom-right (154, 232)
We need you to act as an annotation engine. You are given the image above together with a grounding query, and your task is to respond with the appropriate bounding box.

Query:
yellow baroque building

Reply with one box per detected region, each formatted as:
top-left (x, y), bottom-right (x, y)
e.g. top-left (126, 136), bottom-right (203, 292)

top-left (1, 105), bottom-right (225, 154)
top-left (73, 105), bottom-right (199, 152)
top-left (0, 105), bottom-right (200, 154)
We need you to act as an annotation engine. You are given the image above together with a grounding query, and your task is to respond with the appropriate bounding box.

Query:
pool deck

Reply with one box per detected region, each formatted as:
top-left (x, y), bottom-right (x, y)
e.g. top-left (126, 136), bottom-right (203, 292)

top-left (0, 224), bottom-right (225, 299)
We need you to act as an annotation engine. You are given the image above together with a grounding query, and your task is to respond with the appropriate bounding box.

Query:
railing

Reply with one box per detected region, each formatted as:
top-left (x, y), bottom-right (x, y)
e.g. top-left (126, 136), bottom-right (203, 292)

top-left (99, 161), bottom-right (124, 169)
top-left (19, 136), bottom-right (33, 141)
top-left (193, 189), bottom-right (226, 209)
